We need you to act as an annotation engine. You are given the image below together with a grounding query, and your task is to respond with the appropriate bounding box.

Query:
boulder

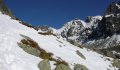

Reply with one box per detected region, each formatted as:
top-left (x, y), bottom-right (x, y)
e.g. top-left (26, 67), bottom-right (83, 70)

top-left (18, 43), bottom-right (40, 57)
top-left (38, 59), bottom-right (51, 70)
top-left (55, 64), bottom-right (71, 70)
top-left (76, 50), bottom-right (86, 60)
top-left (74, 64), bottom-right (88, 70)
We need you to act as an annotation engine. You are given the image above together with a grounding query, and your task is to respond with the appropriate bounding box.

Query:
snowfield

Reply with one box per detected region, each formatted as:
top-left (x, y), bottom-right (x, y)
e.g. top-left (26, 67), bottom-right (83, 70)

top-left (0, 12), bottom-right (118, 70)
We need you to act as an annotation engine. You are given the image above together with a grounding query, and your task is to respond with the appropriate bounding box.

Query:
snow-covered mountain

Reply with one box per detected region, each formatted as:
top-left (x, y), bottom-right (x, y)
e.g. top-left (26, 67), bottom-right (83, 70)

top-left (57, 2), bottom-right (120, 59)
top-left (58, 2), bottom-right (120, 47)
top-left (0, 12), bottom-right (117, 70)
top-left (58, 16), bottom-right (102, 46)
top-left (0, 0), bottom-right (120, 70)
top-left (83, 2), bottom-right (120, 59)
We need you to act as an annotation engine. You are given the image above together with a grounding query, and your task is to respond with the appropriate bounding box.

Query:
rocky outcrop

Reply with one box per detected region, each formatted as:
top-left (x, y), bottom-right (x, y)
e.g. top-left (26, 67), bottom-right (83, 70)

top-left (112, 59), bottom-right (120, 69)
top-left (58, 2), bottom-right (120, 60)
top-left (35, 25), bottom-right (57, 36)
top-left (18, 35), bottom-right (41, 57)
top-left (89, 2), bottom-right (120, 38)
top-left (38, 59), bottom-right (51, 70)
top-left (35, 25), bottom-right (53, 33)
top-left (60, 19), bottom-right (84, 39)
top-left (74, 64), bottom-right (88, 70)
top-left (99, 45), bottom-right (120, 59)
top-left (81, 2), bottom-right (120, 51)
top-left (76, 50), bottom-right (86, 60)
top-left (55, 64), bottom-right (71, 70)
top-left (98, 15), bottom-right (120, 38)
top-left (18, 35), bottom-right (53, 59)
top-left (0, 0), bottom-right (13, 17)
top-left (104, 2), bottom-right (120, 15)
top-left (59, 16), bottom-right (102, 46)
top-left (18, 42), bottom-right (41, 57)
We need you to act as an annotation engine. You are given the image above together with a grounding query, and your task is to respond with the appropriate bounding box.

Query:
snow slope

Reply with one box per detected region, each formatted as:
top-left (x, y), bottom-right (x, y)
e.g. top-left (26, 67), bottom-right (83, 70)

top-left (0, 12), bottom-right (118, 70)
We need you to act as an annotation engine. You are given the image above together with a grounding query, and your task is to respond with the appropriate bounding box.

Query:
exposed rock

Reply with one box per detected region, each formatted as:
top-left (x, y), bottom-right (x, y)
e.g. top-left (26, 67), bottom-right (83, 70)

top-left (98, 15), bottom-right (120, 38)
top-left (38, 32), bottom-right (56, 36)
top-left (19, 21), bottom-right (33, 28)
top-left (85, 16), bottom-right (102, 23)
top-left (18, 43), bottom-right (40, 57)
top-left (0, 0), bottom-right (13, 17)
top-left (60, 19), bottom-right (84, 39)
top-left (89, 2), bottom-right (120, 38)
top-left (68, 39), bottom-right (80, 47)
top-left (17, 35), bottom-right (41, 57)
top-left (82, 2), bottom-right (120, 59)
top-left (55, 64), bottom-right (71, 70)
top-left (96, 49), bottom-right (116, 58)
top-left (92, 45), bottom-right (120, 59)
top-left (76, 50), bottom-right (86, 60)
top-left (59, 16), bottom-right (102, 46)
top-left (38, 59), bottom-right (51, 70)
top-left (112, 59), bottom-right (120, 69)
top-left (35, 25), bottom-right (53, 33)
top-left (74, 64), bottom-right (88, 70)
top-left (35, 25), bottom-right (57, 36)
top-left (104, 2), bottom-right (120, 15)
top-left (103, 46), bottom-right (120, 59)
top-left (18, 35), bottom-right (53, 59)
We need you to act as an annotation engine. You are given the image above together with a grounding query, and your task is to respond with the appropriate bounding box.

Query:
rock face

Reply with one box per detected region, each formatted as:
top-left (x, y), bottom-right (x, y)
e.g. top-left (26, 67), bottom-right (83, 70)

top-left (59, 19), bottom-right (84, 46)
top-left (59, 2), bottom-right (120, 48)
top-left (35, 25), bottom-right (53, 33)
top-left (55, 64), bottom-right (71, 70)
top-left (35, 25), bottom-right (57, 36)
top-left (59, 16), bottom-right (102, 45)
top-left (84, 2), bottom-right (120, 59)
top-left (38, 59), bottom-right (51, 70)
top-left (105, 2), bottom-right (120, 15)
top-left (112, 59), bottom-right (120, 69)
top-left (18, 43), bottom-right (40, 57)
top-left (74, 64), bottom-right (88, 70)
top-left (98, 2), bottom-right (120, 37)
top-left (57, 2), bottom-right (120, 60)
top-left (60, 19), bottom-right (84, 38)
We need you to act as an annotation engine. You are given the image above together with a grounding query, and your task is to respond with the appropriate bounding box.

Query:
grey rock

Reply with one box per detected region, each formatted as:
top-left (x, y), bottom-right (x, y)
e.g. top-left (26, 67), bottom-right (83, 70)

top-left (112, 59), bottom-right (120, 69)
top-left (35, 25), bottom-right (53, 33)
top-left (38, 59), bottom-right (51, 70)
top-left (76, 50), bottom-right (86, 60)
top-left (18, 43), bottom-right (40, 57)
top-left (55, 64), bottom-right (71, 70)
top-left (74, 64), bottom-right (88, 70)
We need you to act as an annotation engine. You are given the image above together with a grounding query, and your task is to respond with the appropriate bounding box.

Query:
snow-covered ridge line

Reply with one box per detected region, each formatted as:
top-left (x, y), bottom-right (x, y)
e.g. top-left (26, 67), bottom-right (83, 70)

top-left (58, 15), bottom-right (102, 30)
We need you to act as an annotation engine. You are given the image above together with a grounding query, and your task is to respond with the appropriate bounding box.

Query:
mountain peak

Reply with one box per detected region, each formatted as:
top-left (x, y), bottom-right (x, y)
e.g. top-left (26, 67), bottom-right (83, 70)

top-left (104, 2), bottom-right (120, 15)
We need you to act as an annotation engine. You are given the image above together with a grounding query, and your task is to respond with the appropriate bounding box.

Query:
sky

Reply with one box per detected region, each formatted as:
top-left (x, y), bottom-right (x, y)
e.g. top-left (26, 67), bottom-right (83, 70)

top-left (4, 0), bottom-right (119, 29)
